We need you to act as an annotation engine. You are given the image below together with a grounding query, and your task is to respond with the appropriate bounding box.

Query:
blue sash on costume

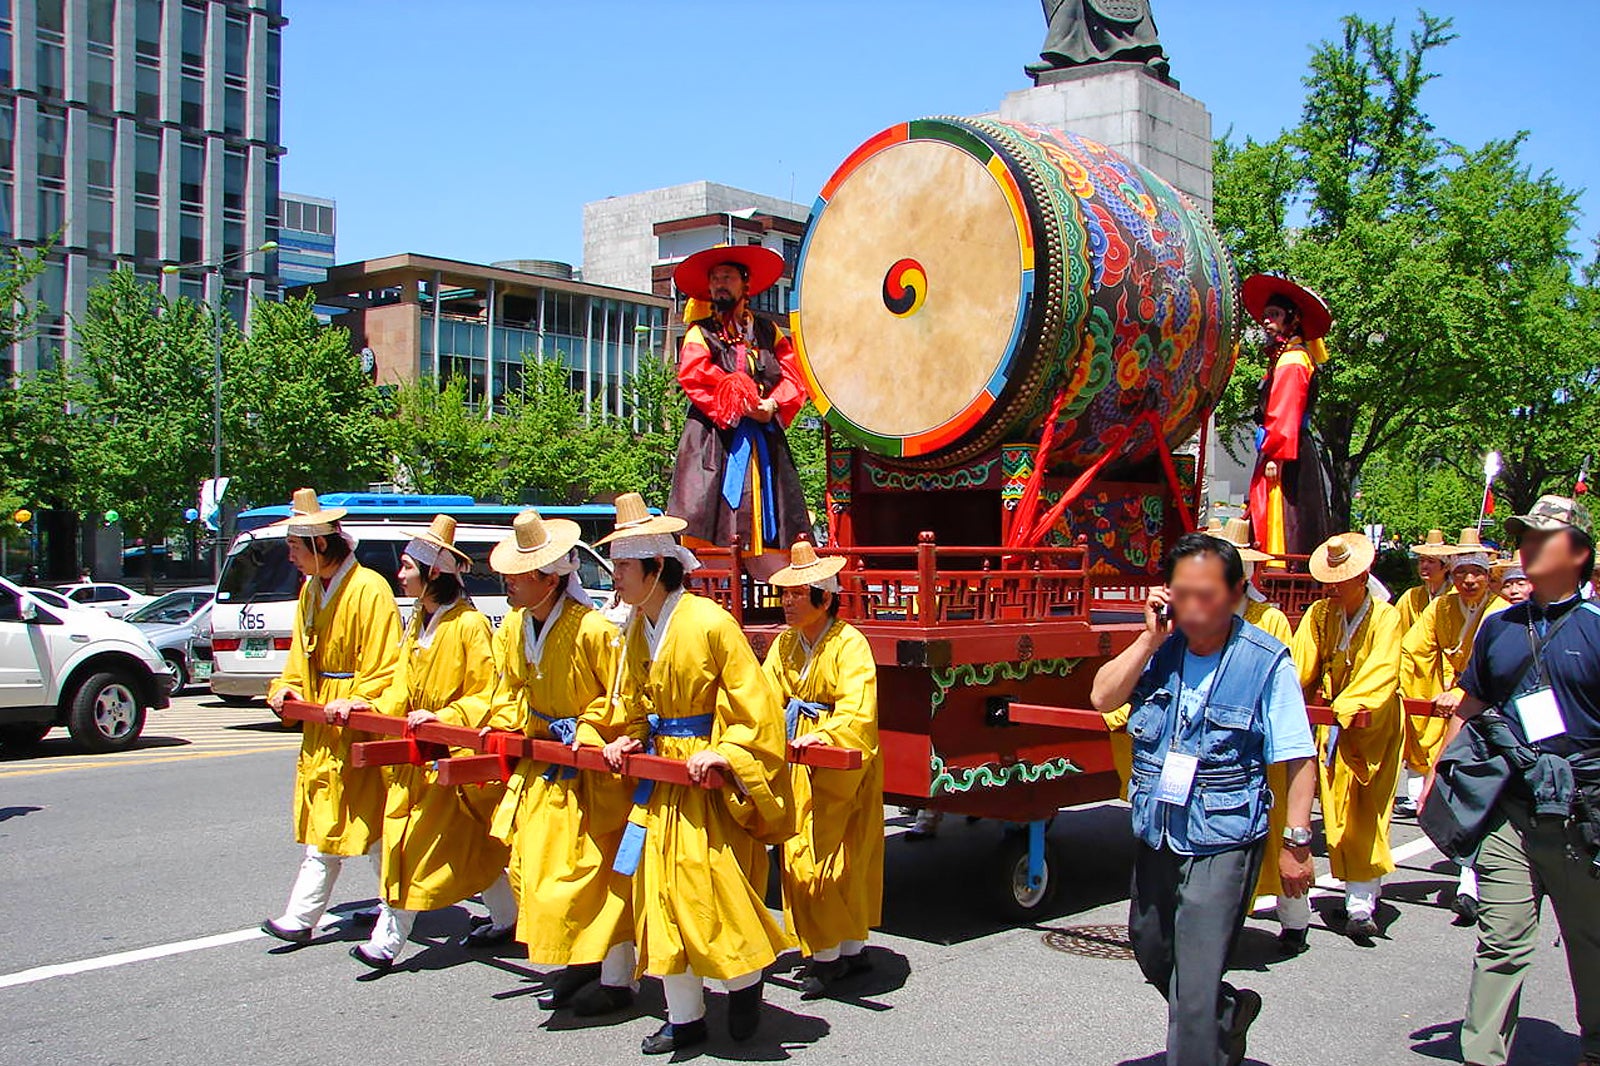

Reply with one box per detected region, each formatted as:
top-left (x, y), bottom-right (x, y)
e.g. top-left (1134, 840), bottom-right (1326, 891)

top-left (785, 697), bottom-right (830, 741)
top-left (612, 713), bottom-right (716, 876)
top-left (319, 671), bottom-right (355, 680)
top-left (722, 419), bottom-right (780, 542)
top-left (529, 709), bottom-right (579, 781)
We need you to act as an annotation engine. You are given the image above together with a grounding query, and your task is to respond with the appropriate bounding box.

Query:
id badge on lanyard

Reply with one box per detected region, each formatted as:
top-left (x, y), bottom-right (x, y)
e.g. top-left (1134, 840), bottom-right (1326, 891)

top-left (1514, 609), bottom-right (1574, 743)
top-left (1155, 752), bottom-right (1199, 805)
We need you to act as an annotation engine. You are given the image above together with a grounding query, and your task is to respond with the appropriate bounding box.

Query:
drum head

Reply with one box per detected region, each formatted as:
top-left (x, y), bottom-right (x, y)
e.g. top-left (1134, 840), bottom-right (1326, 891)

top-left (793, 121), bottom-right (1035, 459)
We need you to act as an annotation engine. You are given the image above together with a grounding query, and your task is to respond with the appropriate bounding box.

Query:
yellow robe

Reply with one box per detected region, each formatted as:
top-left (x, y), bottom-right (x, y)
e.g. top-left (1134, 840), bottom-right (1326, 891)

top-left (1291, 596), bottom-right (1405, 884)
top-left (1395, 580), bottom-right (1447, 634)
top-left (763, 618), bottom-right (884, 957)
top-left (1237, 600), bottom-right (1300, 901)
top-left (488, 597), bottom-right (635, 966)
top-left (369, 600), bottom-right (508, 911)
top-left (1399, 591), bottom-right (1508, 773)
top-left (268, 563), bottom-right (402, 857)
top-left (619, 591), bottom-right (795, 981)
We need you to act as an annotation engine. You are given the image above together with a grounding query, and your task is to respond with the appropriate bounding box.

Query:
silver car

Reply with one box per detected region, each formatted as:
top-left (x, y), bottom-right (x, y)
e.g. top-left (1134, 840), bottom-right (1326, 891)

top-left (127, 586), bottom-right (215, 693)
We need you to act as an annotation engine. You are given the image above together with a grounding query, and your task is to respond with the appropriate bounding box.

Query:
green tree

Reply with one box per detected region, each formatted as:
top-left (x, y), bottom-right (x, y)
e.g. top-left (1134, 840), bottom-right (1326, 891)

top-left (73, 271), bottom-right (213, 591)
top-left (0, 244), bottom-right (48, 353)
top-left (224, 295), bottom-right (385, 506)
top-left (490, 359), bottom-right (608, 504)
top-left (379, 377), bottom-right (497, 495)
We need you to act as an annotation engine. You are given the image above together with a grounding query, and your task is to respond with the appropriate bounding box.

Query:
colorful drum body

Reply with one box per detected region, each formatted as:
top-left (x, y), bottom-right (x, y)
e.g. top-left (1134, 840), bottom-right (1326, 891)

top-left (791, 117), bottom-right (1239, 470)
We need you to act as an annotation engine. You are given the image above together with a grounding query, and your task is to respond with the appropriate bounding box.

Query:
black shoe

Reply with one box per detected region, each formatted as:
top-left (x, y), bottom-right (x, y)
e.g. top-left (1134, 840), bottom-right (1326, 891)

top-left (1393, 798), bottom-right (1419, 819)
top-left (843, 950), bottom-right (874, 976)
top-left (799, 957), bottom-right (848, 1000)
top-left (260, 918), bottom-right (312, 945)
top-left (1277, 927), bottom-right (1309, 958)
top-left (349, 944), bottom-right (394, 973)
top-left (535, 963), bottom-right (602, 1010)
top-left (641, 1019), bottom-right (708, 1055)
top-left (346, 906), bottom-right (382, 929)
top-left (572, 982), bottom-right (635, 1017)
top-left (1345, 915), bottom-right (1379, 940)
top-left (459, 922), bottom-right (516, 949)
top-left (1451, 892), bottom-right (1480, 927)
top-left (1226, 987), bottom-right (1263, 1066)
top-left (727, 980), bottom-right (763, 1041)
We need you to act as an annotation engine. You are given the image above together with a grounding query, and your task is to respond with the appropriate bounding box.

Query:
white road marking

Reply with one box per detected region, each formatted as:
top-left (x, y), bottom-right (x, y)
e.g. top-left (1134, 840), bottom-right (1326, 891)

top-left (0, 915), bottom-right (339, 991)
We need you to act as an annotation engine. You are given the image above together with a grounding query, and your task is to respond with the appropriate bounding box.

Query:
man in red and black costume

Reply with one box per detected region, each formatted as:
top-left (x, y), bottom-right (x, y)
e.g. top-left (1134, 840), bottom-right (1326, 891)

top-left (668, 245), bottom-right (810, 580)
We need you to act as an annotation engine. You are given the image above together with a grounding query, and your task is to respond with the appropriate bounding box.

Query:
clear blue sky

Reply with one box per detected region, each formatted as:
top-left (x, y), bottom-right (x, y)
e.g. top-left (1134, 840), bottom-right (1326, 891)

top-left (280, 1), bottom-right (1599, 269)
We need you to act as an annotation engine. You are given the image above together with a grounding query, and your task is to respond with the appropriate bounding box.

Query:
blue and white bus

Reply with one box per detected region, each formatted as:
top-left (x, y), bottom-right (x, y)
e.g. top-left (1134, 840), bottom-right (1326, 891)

top-left (210, 494), bottom-right (618, 703)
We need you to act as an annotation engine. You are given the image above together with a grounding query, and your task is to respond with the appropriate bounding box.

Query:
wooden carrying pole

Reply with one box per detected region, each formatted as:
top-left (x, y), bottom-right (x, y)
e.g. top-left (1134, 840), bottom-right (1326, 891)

top-left (280, 700), bottom-right (862, 790)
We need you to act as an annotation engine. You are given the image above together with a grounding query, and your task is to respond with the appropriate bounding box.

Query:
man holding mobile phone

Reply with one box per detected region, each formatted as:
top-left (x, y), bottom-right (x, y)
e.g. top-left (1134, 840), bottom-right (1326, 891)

top-left (1093, 533), bottom-right (1318, 1066)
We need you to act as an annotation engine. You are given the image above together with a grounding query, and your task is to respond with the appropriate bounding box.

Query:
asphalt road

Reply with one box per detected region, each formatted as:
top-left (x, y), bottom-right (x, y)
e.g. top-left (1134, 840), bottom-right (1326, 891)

top-left (0, 694), bottom-right (1587, 1066)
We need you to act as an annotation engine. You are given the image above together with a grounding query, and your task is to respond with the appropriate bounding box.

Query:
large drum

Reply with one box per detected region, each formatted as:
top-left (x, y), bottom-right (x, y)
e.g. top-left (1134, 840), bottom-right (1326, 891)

top-left (791, 117), bottom-right (1239, 470)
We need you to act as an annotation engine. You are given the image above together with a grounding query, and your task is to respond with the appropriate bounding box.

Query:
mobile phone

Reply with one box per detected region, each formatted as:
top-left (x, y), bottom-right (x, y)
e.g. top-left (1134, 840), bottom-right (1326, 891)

top-left (1155, 602), bottom-right (1174, 626)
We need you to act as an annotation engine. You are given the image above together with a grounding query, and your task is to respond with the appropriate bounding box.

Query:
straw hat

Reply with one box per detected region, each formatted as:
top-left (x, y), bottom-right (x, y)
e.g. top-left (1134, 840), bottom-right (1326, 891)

top-left (272, 487), bottom-right (346, 537)
top-left (595, 492), bottom-right (687, 547)
top-left (404, 514), bottom-right (472, 572)
top-left (490, 509), bottom-right (582, 576)
top-left (1310, 532), bottom-right (1377, 584)
top-left (1204, 517), bottom-right (1223, 534)
top-left (768, 540), bottom-right (847, 588)
top-left (1411, 528), bottom-right (1454, 558)
top-left (1214, 517), bottom-right (1271, 563)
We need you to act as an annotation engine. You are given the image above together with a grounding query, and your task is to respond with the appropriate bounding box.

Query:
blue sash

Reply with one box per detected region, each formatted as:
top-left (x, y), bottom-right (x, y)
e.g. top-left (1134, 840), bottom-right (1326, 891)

top-left (612, 713), bottom-right (716, 876)
top-left (529, 709), bottom-right (579, 781)
top-left (721, 419), bottom-right (779, 542)
top-left (785, 697), bottom-right (830, 741)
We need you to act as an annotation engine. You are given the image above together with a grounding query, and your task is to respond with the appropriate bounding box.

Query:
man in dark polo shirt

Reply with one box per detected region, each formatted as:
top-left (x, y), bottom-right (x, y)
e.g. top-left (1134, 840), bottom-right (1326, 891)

top-left (1424, 495), bottom-right (1600, 1066)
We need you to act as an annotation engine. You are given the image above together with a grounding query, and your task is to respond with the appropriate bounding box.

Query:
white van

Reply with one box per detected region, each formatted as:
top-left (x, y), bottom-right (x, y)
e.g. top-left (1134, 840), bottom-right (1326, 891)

top-left (208, 522), bottom-right (614, 702)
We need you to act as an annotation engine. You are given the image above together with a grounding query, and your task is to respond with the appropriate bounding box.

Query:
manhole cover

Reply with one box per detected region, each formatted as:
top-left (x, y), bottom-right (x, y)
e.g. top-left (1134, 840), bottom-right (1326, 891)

top-left (1042, 924), bottom-right (1136, 960)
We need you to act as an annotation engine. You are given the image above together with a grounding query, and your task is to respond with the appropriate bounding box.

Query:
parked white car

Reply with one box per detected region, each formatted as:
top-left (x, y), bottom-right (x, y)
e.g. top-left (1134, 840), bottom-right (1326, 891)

top-left (0, 577), bottom-right (175, 754)
top-left (54, 581), bottom-right (156, 619)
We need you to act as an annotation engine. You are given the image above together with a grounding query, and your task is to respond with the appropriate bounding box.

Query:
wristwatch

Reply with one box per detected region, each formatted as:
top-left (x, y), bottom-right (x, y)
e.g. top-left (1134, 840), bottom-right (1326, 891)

top-left (1282, 826), bottom-right (1314, 848)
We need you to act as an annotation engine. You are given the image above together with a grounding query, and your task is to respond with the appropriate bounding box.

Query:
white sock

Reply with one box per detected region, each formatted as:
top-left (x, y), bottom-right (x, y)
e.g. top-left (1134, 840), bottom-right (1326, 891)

top-left (366, 906), bottom-right (416, 961)
top-left (600, 941), bottom-right (637, 989)
top-left (279, 846), bottom-right (342, 930)
top-left (812, 945), bottom-right (842, 963)
top-left (1346, 880), bottom-right (1381, 921)
top-left (1407, 774), bottom-right (1424, 803)
top-left (660, 970), bottom-right (706, 1025)
top-left (480, 872), bottom-right (517, 930)
top-left (1277, 892), bottom-right (1312, 931)
top-left (841, 938), bottom-right (866, 957)
top-left (722, 969), bottom-right (762, 993)
top-left (1457, 865), bottom-right (1479, 900)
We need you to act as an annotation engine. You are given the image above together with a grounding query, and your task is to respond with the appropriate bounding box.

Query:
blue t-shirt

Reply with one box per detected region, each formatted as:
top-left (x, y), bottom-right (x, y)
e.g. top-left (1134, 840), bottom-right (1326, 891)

top-left (1176, 648), bottom-right (1315, 764)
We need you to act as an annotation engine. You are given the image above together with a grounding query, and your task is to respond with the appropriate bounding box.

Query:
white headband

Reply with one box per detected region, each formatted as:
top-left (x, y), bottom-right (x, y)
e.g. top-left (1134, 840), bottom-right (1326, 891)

top-left (1451, 552), bottom-right (1492, 572)
top-left (608, 533), bottom-right (703, 573)
top-left (539, 547), bottom-right (588, 602)
top-left (405, 538), bottom-right (462, 575)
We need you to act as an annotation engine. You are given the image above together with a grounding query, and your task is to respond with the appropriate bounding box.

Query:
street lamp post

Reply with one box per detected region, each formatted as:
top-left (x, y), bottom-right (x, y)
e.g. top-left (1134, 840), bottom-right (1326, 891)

top-left (162, 241), bottom-right (277, 580)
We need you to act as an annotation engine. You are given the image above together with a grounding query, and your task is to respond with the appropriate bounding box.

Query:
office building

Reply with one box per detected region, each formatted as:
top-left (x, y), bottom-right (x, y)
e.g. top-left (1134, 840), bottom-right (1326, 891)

top-left (275, 190), bottom-right (332, 287)
top-left (293, 252), bottom-right (671, 420)
top-left (2, 0), bottom-right (286, 375)
top-left (583, 181), bottom-right (809, 316)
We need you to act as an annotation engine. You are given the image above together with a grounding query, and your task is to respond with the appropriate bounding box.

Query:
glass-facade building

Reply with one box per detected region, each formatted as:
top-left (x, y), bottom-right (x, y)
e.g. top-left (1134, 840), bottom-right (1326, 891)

top-left (2, 0), bottom-right (285, 375)
top-left (298, 253), bottom-right (673, 420)
top-left (276, 189), bottom-right (331, 287)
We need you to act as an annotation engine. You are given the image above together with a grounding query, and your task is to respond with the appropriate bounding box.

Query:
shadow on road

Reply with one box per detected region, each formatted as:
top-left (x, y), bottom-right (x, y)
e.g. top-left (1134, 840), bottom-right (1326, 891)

top-left (0, 734), bottom-right (190, 761)
top-left (1410, 1016), bottom-right (1581, 1064)
top-left (0, 804), bottom-right (42, 821)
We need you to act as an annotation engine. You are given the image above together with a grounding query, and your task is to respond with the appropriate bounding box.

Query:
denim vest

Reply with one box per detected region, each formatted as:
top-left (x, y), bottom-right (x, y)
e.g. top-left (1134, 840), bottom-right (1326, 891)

top-left (1127, 617), bottom-right (1284, 855)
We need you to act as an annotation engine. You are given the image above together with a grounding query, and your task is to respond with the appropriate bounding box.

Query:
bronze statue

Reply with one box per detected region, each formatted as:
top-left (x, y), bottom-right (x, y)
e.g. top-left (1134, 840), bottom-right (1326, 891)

top-left (1027, 0), bottom-right (1172, 82)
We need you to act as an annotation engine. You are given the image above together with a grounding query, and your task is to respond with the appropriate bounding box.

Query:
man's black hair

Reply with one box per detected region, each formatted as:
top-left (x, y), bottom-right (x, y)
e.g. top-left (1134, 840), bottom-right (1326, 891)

top-left (640, 555), bottom-right (686, 592)
top-left (423, 570), bottom-right (464, 606)
top-left (807, 585), bottom-right (842, 617)
top-left (297, 532), bottom-right (351, 565)
top-left (1163, 531), bottom-right (1246, 589)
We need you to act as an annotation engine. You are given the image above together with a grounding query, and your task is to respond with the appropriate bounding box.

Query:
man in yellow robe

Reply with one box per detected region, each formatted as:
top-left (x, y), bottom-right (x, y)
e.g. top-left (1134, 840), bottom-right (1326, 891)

top-left (764, 540), bottom-right (883, 999)
top-left (1400, 530), bottom-right (1507, 924)
top-left (487, 509), bottom-right (636, 1015)
top-left (327, 516), bottom-right (514, 971)
top-left (261, 489), bottom-right (402, 946)
top-left (1291, 532), bottom-right (1405, 941)
top-left (1393, 528), bottom-right (1456, 815)
top-left (598, 493), bottom-right (794, 1056)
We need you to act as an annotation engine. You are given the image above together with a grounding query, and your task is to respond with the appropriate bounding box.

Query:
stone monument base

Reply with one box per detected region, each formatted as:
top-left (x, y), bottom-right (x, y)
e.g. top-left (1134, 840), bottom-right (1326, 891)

top-left (993, 66), bottom-right (1213, 216)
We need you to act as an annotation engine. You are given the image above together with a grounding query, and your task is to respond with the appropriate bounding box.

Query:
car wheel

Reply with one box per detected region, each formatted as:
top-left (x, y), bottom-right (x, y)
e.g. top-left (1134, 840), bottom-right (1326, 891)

top-left (162, 653), bottom-right (189, 695)
top-left (66, 671), bottom-right (147, 753)
top-left (0, 722), bottom-right (52, 754)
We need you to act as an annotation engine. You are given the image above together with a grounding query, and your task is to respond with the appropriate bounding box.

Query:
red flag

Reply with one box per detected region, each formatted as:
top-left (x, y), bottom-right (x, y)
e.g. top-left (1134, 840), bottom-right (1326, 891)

top-left (1484, 488), bottom-right (1496, 515)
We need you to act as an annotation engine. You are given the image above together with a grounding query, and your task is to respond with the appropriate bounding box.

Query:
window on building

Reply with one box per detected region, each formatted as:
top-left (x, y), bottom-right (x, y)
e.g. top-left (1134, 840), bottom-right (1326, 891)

top-left (223, 147), bottom-right (245, 212)
top-left (87, 52), bottom-right (113, 111)
top-left (0, 99), bottom-right (12, 172)
top-left (180, 210), bottom-right (202, 262)
top-left (265, 91), bottom-right (280, 144)
top-left (0, 24), bottom-right (10, 88)
top-left (0, 180), bottom-right (12, 241)
top-left (224, 15), bottom-right (247, 78)
top-left (223, 218), bottom-right (242, 259)
top-left (36, 108), bottom-right (64, 179)
top-left (135, 63), bottom-right (160, 120)
top-left (35, 40), bottom-right (63, 98)
top-left (281, 198), bottom-right (300, 231)
top-left (88, 193), bottom-right (113, 250)
top-left (86, 0), bottom-right (114, 47)
top-left (782, 238), bottom-right (801, 275)
top-left (180, 140), bottom-right (203, 206)
top-left (35, 0), bottom-right (63, 35)
top-left (224, 87), bottom-right (244, 135)
top-left (135, 0), bottom-right (161, 60)
top-left (181, 4), bottom-right (207, 70)
top-left (266, 24), bottom-right (281, 92)
top-left (181, 74), bottom-right (203, 129)
top-left (87, 118), bottom-right (115, 189)
top-left (134, 130), bottom-right (161, 197)
top-left (36, 183), bottom-right (63, 240)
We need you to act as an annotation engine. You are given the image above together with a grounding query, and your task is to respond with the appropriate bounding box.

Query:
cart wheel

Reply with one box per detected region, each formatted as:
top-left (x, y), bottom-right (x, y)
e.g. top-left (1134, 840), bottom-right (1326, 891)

top-left (991, 829), bottom-right (1061, 923)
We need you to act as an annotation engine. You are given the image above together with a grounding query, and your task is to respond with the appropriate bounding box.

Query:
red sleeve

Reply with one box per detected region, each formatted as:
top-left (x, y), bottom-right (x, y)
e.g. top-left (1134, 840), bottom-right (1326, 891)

top-left (768, 329), bottom-right (807, 427)
top-left (676, 325), bottom-right (727, 414)
top-left (1261, 358), bottom-right (1311, 461)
